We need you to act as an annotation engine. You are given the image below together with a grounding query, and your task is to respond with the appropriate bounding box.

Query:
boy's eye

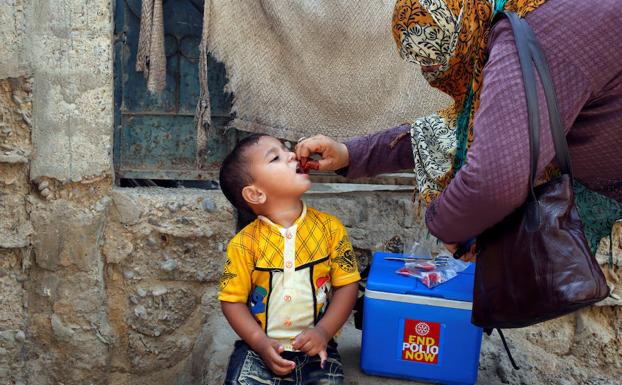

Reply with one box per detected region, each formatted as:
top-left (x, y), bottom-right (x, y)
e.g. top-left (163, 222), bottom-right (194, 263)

top-left (270, 155), bottom-right (279, 162)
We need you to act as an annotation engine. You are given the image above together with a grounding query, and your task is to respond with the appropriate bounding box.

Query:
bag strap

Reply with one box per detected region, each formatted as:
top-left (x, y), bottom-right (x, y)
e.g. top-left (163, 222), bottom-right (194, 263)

top-left (505, 12), bottom-right (541, 202)
top-left (496, 329), bottom-right (520, 370)
top-left (483, 328), bottom-right (520, 370)
top-left (521, 17), bottom-right (573, 178)
top-left (504, 12), bottom-right (573, 198)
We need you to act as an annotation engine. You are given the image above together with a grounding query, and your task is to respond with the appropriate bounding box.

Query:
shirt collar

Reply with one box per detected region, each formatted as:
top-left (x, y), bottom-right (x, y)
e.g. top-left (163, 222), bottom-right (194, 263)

top-left (258, 202), bottom-right (307, 232)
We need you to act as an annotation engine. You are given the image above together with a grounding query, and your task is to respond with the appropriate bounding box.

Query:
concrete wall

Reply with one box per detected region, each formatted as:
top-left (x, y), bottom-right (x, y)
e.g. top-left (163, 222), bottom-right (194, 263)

top-left (0, 1), bottom-right (621, 385)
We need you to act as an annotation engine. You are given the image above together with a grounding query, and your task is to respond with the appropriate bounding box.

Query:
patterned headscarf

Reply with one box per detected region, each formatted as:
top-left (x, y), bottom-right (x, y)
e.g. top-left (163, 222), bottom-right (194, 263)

top-left (392, 0), bottom-right (545, 202)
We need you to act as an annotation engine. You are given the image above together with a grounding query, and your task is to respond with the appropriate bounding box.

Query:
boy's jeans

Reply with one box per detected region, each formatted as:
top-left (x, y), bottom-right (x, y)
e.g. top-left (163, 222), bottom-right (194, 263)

top-left (224, 340), bottom-right (344, 385)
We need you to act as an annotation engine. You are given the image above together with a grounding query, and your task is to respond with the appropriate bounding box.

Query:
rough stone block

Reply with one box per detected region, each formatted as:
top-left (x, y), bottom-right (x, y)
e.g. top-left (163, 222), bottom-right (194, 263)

top-left (0, 77), bottom-right (32, 149)
top-left (50, 313), bottom-right (76, 342)
top-left (0, 250), bottom-right (26, 385)
top-left (522, 314), bottom-right (575, 355)
top-left (109, 188), bottom-right (235, 283)
top-left (572, 309), bottom-right (621, 369)
top-left (127, 329), bottom-right (195, 373)
top-left (186, 312), bottom-right (236, 385)
top-left (0, 250), bottom-right (25, 330)
top-left (110, 190), bottom-right (145, 225)
top-left (103, 224), bottom-right (134, 264)
top-left (0, 1), bottom-right (27, 78)
top-left (30, 79), bottom-right (113, 181)
top-left (128, 285), bottom-right (197, 337)
top-left (0, 195), bottom-right (33, 248)
top-left (28, 3), bottom-right (113, 181)
top-left (31, 200), bottom-right (106, 271)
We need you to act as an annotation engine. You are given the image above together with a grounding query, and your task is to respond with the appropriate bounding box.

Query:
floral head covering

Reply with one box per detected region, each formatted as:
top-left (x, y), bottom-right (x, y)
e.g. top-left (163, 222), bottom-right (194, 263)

top-left (392, 0), bottom-right (545, 202)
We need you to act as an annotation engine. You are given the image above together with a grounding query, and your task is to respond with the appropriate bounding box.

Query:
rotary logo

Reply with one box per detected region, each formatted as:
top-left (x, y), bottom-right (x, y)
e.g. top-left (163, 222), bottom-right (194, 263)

top-left (415, 322), bottom-right (430, 336)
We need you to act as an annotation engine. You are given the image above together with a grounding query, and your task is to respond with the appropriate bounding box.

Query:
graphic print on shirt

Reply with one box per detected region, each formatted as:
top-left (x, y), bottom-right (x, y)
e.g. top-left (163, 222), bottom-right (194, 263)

top-left (333, 236), bottom-right (357, 273)
top-left (249, 285), bottom-right (267, 322)
top-left (316, 276), bottom-right (331, 316)
top-left (219, 258), bottom-right (237, 290)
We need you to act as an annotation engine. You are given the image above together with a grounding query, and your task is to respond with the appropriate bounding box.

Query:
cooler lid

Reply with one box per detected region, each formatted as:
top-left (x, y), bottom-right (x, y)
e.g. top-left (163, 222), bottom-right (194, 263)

top-left (366, 251), bottom-right (475, 303)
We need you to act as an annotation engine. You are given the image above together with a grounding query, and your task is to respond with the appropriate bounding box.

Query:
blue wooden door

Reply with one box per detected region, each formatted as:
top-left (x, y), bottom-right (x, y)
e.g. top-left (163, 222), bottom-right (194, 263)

top-left (114, 0), bottom-right (237, 181)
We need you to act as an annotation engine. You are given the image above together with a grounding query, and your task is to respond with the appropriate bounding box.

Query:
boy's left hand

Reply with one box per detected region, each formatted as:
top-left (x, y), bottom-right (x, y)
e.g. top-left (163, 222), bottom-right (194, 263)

top-left (292, 326), bottom-right (329, 368)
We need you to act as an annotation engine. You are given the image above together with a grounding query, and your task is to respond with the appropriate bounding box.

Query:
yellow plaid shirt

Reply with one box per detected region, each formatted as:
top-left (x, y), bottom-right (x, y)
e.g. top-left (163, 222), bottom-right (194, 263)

top-left (219, 203), bottom-right (360, 349)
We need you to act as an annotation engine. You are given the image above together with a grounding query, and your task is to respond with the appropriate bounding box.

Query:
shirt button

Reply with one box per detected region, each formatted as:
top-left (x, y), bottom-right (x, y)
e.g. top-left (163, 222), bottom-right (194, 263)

top-left (286, 232), bottom-right (292, 239)
top-left (284, 294), bottom-right (292, 302)
top-left (285, 261), bottom-right (293, 268)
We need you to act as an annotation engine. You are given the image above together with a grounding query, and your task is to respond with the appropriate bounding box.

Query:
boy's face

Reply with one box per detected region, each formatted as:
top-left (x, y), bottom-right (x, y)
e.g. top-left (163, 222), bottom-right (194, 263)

top-left (245, 136), bottom-right (312, 202)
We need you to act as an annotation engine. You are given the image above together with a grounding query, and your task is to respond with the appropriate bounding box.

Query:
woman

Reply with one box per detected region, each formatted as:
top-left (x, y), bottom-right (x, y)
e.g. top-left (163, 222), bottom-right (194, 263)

top-left (296, 0), bottom-right (622, 257)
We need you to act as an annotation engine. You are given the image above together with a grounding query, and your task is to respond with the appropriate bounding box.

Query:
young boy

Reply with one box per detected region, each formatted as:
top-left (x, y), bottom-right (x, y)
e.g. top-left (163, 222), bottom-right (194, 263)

top-left (218, 134), bottom-right (360, 384)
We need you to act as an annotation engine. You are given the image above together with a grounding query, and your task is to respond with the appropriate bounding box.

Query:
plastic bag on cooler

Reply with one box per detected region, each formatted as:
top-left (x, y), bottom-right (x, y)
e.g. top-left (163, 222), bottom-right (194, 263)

top-left (396, 253), bottom-right (471, 288)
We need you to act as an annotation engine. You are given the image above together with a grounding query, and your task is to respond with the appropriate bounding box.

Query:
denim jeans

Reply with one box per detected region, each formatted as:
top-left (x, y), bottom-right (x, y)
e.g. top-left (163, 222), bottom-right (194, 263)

top-left (223, 340), bottom-right (344, 385)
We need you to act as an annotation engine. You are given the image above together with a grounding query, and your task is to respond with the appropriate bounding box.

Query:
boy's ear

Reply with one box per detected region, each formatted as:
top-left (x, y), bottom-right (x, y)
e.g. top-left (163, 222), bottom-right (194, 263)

top-left (241, 184), bottom-right (266, 206)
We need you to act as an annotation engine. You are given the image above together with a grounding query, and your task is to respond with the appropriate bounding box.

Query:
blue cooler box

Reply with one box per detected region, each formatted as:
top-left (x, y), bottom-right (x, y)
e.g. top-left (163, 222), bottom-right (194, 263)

top-left (361, 252), bottom-right (483, 385)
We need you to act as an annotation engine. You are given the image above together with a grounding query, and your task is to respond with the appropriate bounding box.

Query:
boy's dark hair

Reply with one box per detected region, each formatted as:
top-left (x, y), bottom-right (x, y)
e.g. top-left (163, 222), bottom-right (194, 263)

top-left (219, 133), bottom-right (268, 230)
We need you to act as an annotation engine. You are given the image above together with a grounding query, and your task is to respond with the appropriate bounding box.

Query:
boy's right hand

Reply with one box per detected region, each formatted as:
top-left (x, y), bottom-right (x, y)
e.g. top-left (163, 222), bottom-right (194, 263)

top-left (255, 338), bottom-right (296, 376)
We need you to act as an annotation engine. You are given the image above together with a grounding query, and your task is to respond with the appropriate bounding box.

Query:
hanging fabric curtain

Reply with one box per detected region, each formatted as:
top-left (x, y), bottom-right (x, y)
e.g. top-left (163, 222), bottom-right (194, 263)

top-left (137, 0), bottom-right (448, 141)
top-left (197, 0), bottom-right (448, 141)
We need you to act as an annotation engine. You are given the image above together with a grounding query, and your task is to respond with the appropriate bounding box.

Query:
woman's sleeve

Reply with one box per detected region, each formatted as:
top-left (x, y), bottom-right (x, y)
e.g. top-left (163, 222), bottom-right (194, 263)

top-left (425, 20), bottom-right (591, 243)
top-left (336, 123), bottom-right (415, 178)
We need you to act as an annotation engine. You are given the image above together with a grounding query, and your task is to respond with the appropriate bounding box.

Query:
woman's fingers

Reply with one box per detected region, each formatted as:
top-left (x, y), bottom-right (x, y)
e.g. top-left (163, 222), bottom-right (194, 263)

top-left (316, 157), bottom-right (339, 171)
top-left (462, 243), bottom-right (478, 262)
top-left (445, 242), bottom-right (477, 262)
top-left (295, 135), bottom-right (332, 159)
top-left (295, 136), bottom-right (321, 159)
top-left (294, 135), bottom-right (349, 171)
top-left (444, 243), bottom-right (458, 255)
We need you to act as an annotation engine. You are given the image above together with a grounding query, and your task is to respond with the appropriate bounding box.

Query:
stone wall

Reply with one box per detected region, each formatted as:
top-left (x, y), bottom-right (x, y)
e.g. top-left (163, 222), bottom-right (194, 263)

top-left (0, 75), bottom-right (33, 385)
top-left (1, 1), bottom-right (621, 385)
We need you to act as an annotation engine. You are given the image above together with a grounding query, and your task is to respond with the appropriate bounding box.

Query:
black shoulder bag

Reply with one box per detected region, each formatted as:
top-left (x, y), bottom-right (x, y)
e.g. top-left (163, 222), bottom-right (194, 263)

top-left (472, 12), bottom-right (609, 330)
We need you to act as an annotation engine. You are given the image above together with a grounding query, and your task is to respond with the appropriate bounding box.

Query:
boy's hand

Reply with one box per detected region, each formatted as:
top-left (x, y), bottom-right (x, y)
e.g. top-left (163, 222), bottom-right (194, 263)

top-left (291, 326), bottom-right (330, 368)
top-left (255, 338), bottom-right (296, 376)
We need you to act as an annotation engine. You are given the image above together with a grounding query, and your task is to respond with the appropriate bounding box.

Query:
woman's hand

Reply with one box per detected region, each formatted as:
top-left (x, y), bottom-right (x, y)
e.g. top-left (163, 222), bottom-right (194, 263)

top-left (291, 326), bottom-right (329, 368)
top-left (295, 135), bottom-right (349, 172)
top-left (444, 242), bottom-right (478, 262)
top-left (254, 337), bottom-right (296, 376)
